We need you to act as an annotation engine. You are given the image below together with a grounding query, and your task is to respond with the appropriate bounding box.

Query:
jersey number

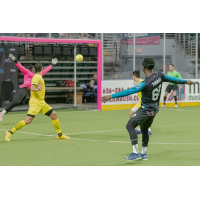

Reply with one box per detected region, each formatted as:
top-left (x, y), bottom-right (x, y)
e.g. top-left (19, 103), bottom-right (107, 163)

top-left (152, 84), bottom-right (161, 101)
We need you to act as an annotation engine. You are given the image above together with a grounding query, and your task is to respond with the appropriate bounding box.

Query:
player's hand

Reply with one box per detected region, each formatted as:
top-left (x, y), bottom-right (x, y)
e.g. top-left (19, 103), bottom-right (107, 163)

top-left (9, 54), bottom-right (16, 61)
top-left (38, 83), bottom-right (42, 91)
top-left (179, 85), bottom-right (182, 89)
top-left (52, 58), bottom-right (58, 65)
top-left (101, 95), bottom-right (112, 103)
top-left (186, 80), bottom-right (194, 85)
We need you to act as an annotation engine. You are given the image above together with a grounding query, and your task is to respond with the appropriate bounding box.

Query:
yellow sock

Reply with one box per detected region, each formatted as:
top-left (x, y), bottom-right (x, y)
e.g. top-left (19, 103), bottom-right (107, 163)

top-left (52, 119), bottom-right (62, 134)
top-left (10, 120), bottom-right (26, 134)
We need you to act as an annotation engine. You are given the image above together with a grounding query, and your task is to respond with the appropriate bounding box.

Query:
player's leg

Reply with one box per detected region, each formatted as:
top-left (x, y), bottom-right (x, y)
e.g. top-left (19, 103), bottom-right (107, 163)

top-left (140, 116), bottom-right (155, 160)
top-left (41, 104), bottom-right (70, 139)
top-left (162, 85), bottom-right (170, 108)
top-left (173, 87), bottom-right (178, 108)
top-left (0, 88), bottom-right (27, 121)
top-left (126, 119), bottom-right (139, 152)
top-left (124, 108), bottom-right (149, 161)
top-left (129, 104), bottom-right (141, 134)
top-left (161, 91), bottom-right (168, 108)
top-left (5, 104), bottom-right (40, 141)
top-left (5, 116), bottom-right (34, 142)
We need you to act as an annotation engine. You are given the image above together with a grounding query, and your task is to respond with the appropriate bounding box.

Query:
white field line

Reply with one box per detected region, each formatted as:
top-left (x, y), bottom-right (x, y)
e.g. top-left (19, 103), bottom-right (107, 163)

top-left (1, 122), bottom-right (200, 137)
top-left (1, 128), bottom-right (200, 145)
top-left (65, 122), bottom-right (200, 135)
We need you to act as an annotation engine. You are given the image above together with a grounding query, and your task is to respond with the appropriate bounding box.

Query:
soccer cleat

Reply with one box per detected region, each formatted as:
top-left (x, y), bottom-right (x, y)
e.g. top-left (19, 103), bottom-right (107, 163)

top-left (175, 105), bottom-right (178, 108)
top-left (5, 131), bottom-right (12, 142)
top-left (124, 153), bottom-right (141, 161)
top-left (148, 128), bottom-right (152, 135)
top-left (141, 153), bottom-right (148, 160)
top-left (161, 105), bottom-right (165, 108)
top-left (136, 130), bottom-right (142, 134)
top-left (136, 126), bottom-right (142, 134)
top-left (136, 126), bottom-right (140, 131)
top-left (56, 133), bottom-right (70, 140)
top-left (0, 112), bottom-right (3, 121)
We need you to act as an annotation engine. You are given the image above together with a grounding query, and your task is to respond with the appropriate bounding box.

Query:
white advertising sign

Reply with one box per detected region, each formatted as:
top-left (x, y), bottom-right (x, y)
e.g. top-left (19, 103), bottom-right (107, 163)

top-left (102, 79), bottom-right (200, 105)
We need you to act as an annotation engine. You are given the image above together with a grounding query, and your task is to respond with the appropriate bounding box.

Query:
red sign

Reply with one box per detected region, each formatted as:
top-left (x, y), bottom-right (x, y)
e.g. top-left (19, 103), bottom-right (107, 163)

top-left (121, 36), bottom-right (160, 45)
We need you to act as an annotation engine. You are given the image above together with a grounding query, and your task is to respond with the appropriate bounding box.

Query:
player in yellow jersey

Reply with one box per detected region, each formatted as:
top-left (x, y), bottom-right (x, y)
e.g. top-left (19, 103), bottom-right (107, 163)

top-left (129, 70), bottom-right (152, 135)
top-left (5, 61), bottom-right (70, 141)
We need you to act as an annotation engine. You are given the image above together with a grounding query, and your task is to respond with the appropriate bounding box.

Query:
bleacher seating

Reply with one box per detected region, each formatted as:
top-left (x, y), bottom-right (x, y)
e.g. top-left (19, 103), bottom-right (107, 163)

top-left (18, 44), bottom-right (25, 56)
top-left (62, 45), bottom-right (72, 56)
top-left (53, 45), bottom-right (61, 56)
top-left (33, 45), bottom-right (43, 55)
top-left (44, 45), bottom-right (52, 55)
top-left (81, 45), bottom-right (89, 56)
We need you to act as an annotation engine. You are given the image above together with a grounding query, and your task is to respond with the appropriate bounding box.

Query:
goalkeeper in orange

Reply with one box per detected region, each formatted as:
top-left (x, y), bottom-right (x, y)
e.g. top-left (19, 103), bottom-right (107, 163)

top-left (5, 62), bottom-right (70, 141)
top-left (129, 70), bottom-right (152, 135)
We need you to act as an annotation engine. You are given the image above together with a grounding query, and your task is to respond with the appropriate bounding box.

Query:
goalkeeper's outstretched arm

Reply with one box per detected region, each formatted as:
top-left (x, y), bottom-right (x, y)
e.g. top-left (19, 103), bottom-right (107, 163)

top-left (42, 58), bottom-right (58, 76)
top-left (9, 54), bottom-right (29, 74)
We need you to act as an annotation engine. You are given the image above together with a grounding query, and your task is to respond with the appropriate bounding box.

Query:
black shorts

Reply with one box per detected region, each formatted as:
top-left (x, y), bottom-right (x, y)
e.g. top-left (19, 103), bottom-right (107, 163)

top-left (130, 107), bottom-right (155, 128)
top-left (165, 84), bottom-right (178, 93)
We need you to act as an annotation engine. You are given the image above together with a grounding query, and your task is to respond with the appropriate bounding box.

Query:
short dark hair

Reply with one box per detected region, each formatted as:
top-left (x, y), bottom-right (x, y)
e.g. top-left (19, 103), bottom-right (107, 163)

top-left (133, 70), bottom-right (140, 78)
top-left (27, 65), bottom-right (34, 71)
top-left (35, 62), bottom-right (43, 73)
top-left (142, 58), bottom-right (155, 69)
top-left (169, 64), bottom-right (174, 67)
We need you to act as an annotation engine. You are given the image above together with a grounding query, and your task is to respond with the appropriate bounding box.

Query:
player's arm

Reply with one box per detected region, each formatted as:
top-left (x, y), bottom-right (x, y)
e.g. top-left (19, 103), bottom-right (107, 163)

top-left (162, 73), bottom-right (193, 85)
top-left (42, 65), bottom-right (52, 76)
top-left (31, 84), bottom-right (42, 92)
top-left (9, 54), bottom-right (29, 74)
top-left (31, 76), bottom-right (42, 92)
top-left (101, 82), bottom-right (145, 103)
top-left (42, 58), bottom-right (58, 76)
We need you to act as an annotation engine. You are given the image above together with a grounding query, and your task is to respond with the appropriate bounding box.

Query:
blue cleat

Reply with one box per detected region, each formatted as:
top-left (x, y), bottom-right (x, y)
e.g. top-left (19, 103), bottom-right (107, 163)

top-left (136, 130), bottom-right (142, 134)
top-left (124, 153), bottom-right (141, 161)
top-left (136, 127), bottom-right (142, 134)
top-left (148, 128), bottom-right (152, 135)
top-left (141, 153), bottom-right (148, 160)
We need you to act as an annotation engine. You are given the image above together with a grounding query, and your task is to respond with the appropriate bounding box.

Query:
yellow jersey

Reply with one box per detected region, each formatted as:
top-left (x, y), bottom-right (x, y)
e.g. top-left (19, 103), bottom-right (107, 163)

top-left (137, 79), bottom-right (143, 102)
top-left (132, 78), bottom-right (143, 110)
top-left (30, 74), bottom-right (46, 106)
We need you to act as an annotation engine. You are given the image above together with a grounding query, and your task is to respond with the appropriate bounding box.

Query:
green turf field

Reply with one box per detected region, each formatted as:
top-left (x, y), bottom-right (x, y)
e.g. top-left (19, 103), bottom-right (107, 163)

top-left (0, 106), bottom-right (200, 166)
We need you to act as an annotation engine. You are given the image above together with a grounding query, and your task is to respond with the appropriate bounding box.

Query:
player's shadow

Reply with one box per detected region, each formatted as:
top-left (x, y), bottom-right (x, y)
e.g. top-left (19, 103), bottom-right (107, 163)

top-left (117, 160), bottom-right (144, 166)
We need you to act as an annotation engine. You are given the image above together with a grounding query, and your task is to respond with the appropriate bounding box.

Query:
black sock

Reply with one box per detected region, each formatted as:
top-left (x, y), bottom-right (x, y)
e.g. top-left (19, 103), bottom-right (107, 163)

top-left (163, 97), bottom-right (167, 105)
top-left (174, 96), bottom-right (177, 105)
top-left (58, 133), bottom-right (62, 137)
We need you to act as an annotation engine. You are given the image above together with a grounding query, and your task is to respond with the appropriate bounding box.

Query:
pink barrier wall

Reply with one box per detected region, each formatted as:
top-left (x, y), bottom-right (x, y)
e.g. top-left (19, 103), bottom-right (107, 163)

top-left (0, 36), bottom-right (102, 110)
top-left (97, 42), bottom-right (102, 111)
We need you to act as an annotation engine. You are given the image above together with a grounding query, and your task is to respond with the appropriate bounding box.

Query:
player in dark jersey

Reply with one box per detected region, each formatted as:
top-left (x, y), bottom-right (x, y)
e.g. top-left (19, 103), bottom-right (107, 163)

top-left (101, 58), bottom-right (193, 161)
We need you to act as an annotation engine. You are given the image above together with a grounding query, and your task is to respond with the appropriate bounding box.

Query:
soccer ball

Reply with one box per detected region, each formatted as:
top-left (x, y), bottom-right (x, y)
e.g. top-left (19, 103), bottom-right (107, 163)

top-left (76, 54), bottom-right (83, 62)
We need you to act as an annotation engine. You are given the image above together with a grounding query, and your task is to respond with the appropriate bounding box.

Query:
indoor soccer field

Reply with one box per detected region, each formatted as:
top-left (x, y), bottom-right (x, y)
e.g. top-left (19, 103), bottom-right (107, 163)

top-left (0, 106), bottom-right (199, 166)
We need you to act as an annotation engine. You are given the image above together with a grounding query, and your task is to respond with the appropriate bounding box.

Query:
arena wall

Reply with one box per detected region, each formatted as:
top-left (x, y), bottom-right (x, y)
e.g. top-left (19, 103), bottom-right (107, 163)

top-left (101, 79), bottom-right (200, 110)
